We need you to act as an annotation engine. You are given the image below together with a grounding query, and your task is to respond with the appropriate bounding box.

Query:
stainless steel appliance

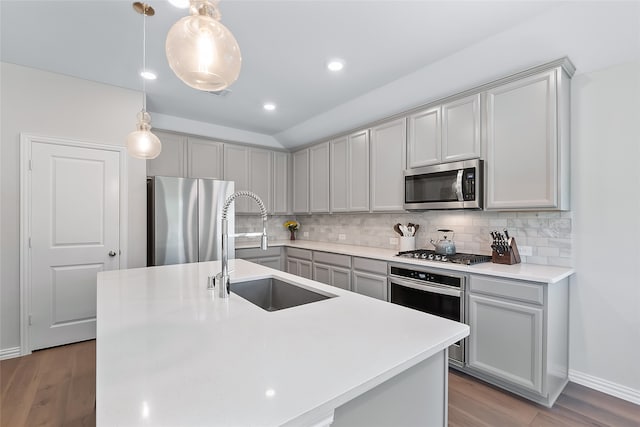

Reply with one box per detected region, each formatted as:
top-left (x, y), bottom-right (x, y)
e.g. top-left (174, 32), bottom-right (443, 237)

top-left (396, 249), bottom-right (491, 265)
top-left (404, 159), bottom-right (483, 210)
top-left (388, 263), bottom-right (466, 365)
top-left (147, 176), bottom-right (234, 266)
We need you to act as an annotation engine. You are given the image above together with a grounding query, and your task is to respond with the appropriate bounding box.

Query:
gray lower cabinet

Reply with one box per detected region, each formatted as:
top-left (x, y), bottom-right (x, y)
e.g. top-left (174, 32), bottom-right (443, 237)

top-left (352, 257), bottom-right (387, 300)
top-left (285, 247), bottom-right (313, 279)
top-left (235, 247), bottom-right (283, 271)
top-left (465, 274), bottom-right (569, 407)
top-left (312, 251), bottom-right (352, 290)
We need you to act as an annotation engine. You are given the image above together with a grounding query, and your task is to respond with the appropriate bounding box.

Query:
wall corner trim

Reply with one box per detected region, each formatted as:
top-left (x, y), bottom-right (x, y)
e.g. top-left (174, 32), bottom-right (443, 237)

top-left (569, 369), bottom-right (640, 405)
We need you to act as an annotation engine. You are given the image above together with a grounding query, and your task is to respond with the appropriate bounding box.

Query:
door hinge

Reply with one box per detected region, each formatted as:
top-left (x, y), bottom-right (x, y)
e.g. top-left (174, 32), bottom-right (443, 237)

top-left (29, 159), bottom-right (32, 171)
top-left (28, 237), bottom-right (32, 248)
top-left (28, 314), bottom-right (33, 326)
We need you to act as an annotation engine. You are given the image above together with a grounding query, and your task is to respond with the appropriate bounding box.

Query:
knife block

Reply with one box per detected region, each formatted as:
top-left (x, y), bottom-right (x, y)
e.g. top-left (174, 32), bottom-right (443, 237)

top-left (492, 237), bottom-right (522, 265)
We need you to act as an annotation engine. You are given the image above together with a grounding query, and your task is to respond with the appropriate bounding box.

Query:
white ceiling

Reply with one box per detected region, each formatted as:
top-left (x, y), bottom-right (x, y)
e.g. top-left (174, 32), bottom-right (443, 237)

top-left (2, 1), bottom-right (639, 149)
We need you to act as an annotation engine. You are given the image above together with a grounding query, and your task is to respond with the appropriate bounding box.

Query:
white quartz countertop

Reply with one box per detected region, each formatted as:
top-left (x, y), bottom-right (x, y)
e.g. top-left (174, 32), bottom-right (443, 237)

top-left (237, 240), bottom-right (575, 284)
top-left (96, 260), bottom-right (468, 426)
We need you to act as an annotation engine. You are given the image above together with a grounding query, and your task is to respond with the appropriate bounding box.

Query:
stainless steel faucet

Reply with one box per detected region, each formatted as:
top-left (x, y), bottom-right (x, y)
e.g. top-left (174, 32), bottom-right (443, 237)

top-left (210, 191), bottom-right (268, 298)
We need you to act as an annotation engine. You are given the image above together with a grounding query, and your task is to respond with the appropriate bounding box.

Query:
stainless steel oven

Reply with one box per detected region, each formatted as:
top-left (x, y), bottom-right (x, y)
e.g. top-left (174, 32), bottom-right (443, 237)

top-left (388, 264), bottom-right (466, 365)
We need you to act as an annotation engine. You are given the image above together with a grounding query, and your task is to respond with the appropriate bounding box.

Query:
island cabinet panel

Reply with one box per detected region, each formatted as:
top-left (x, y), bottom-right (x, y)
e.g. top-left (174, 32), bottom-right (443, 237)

top-left (187, 137), bottom-right (223, 179)
top-left (310, 142), bottom-right (330, 213)
top-left (272, 151), bottom-right (291, 214)
top-left (313, 251), bottom-right (352, 290)
top-left (441, 93), bottom-right (481, 163)
top-left (147, 130), bottom-right (187, 177)
top-left (370, 118), bottom-right (406, 212)
top-left (292, 149), bottom-right (310, 213)
top-left (407, 106), bottom-right (441, 168)
top-left (485, 66), bottom-right (571, 210)
top-left (465, 273), bottom-right (570, 407)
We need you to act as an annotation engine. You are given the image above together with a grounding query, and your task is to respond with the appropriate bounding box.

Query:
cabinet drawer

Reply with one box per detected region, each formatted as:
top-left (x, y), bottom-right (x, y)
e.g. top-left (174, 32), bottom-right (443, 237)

top-left (313, 251), bottom-right (351, 268)
top-left (353, 257), bottom-right (387, 275)
top-left (286, 247), bottom-right (312, 260)
top-left (470, 275), bottom-right (543, 305)
top-left (236, 246), bottom-right (281, 259)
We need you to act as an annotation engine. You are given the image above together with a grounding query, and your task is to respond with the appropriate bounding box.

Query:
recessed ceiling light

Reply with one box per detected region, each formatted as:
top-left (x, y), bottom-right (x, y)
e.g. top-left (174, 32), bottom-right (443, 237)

top-left (140, 70), bottom-right (157, 80)
top-left (327, 60), bottom-right (344, 72)
top-left (167, 0), bottom-right (189, 8)
top-left (263, 102), bottom-right (276, 111)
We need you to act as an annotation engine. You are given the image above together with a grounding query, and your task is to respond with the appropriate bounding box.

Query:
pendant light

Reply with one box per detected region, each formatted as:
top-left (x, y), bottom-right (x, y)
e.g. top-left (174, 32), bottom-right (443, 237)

top-left (165, 0), bottom-right (241, 91)
top-left (126, 2), bottom-right (162, 160)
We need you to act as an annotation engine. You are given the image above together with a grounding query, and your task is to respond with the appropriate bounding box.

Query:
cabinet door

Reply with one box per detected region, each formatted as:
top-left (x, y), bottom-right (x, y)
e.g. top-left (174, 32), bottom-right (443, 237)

top-left (407, 106), bottom-right (441, 168)
top-left (147, 130), bottom-right (187, 177)
top-left (313, 263), bottom-right (331, 285)
top-left (331, 266), bottom-right (351, 290)
top-left (353, 271), bottom-right (387, 300)
top-left (223, 145), bottom-right (249, 212)
top-left (310, 142), bottom-right (330, 213)
top-left (485, 70), bottom-right (558, 210)
top-left (370, 118), bottom-right (406, 212)
top-left (286, 258), bottom-right (298, 276)
top-left (298, 260), bottom-right (313, 280)
top-left (442, 94), bottom-right (481, 162)
top-left (248, 148), bottom-right (272, 214)
top-left (468, 293), bottom-right (543, 394)
top-left (348, 130), bottom-right (369, 212)
top-left (187, 137), bottom-right (223, 179)
top-left (272, 151), bottom-right (290, 214)
top-left (330, 136), bottom-right (349, 213)
top-left (292, 149), bottom-right (309, 213)
top-left (258, 256), bottom-right (282, 271)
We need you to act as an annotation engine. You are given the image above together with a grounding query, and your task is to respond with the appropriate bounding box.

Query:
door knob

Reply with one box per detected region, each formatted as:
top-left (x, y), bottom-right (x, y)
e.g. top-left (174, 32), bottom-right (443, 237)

top-left (108, 251), bottom-right (117, 257)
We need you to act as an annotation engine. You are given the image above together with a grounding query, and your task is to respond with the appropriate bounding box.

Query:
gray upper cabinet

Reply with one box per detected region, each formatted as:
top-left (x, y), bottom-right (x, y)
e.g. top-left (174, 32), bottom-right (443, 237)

top-left (223, 145), bottom-right (250, 212)
top-left (292, 149), bottom-right (309, 213)
top-left (330, 130), bottom-right (370, 213)
top-left (187, 137), bottom-right (224, 179)
top-left (310, 142), bottom-right (330, 213)
top-left (370, 118), bottom-right (406, 212)
top-left (272, 151), bottom-right (291, 214)
top-left (407, 106), bottom-right (441, 168)
top-left (147, 130), bottom-right (187, 177)
top-left (441, 94), bottom-right (481, 163)
top-left (485, 63), bottom-right (572, 211)
top-left (248, 148), bottom-right (272, 214)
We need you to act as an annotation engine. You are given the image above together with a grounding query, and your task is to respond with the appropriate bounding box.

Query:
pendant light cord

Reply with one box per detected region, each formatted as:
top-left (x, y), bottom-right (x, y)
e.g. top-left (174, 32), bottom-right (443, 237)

top-left (142, 10), bottom-right (147, 112)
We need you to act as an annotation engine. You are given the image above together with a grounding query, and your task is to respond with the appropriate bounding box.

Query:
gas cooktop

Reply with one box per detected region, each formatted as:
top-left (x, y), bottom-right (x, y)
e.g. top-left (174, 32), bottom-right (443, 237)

top-left (396, 249), bottom-right (491, 265)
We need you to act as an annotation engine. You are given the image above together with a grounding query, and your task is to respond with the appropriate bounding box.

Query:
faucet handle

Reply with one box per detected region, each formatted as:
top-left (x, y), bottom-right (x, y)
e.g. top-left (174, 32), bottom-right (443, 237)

top-left (207, 275), bottom-right (216, 289)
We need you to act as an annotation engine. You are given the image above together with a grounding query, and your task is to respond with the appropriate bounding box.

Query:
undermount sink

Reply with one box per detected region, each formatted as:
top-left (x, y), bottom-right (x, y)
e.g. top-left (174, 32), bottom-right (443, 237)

top-left (231, 277), bottom-right (335, 311)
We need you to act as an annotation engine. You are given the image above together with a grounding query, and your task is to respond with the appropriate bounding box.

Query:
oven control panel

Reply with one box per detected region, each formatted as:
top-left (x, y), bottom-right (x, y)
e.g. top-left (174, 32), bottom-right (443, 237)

top-left (389, 265), bottom-right (463, 288)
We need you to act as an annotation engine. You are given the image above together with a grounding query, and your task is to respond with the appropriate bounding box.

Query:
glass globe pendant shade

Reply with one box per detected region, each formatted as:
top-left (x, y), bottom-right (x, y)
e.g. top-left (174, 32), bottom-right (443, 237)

top-left (126, 110), bottom-right (162, 159)
top-left (165, 0), bottom-right (241, 91)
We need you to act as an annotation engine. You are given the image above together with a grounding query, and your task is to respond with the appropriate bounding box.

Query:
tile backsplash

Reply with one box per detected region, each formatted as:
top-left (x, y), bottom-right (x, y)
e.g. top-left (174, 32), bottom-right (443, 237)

top-left (236, 211), bottom-right (573, 267)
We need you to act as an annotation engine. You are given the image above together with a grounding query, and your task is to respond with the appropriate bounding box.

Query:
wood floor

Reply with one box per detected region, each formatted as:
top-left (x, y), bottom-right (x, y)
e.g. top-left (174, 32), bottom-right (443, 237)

top-left (1, 341), bottom-right (638, 427)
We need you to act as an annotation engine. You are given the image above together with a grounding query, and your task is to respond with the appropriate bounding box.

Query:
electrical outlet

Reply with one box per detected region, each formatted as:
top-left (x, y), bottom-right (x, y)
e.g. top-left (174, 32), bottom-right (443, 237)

top-left (303, 231), bottom-right (309, 237)
top-left (390, 237), bottom-right (399, 245)
top-left (519, 245), bottom-right (533, 256)
top-left (338, 234), bottom-right (346, 241)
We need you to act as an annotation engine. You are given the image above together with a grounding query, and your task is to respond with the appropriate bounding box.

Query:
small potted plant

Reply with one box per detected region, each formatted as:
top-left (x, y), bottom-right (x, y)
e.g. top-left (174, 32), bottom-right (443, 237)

top-left (283, 220), bottom-right (300, 241)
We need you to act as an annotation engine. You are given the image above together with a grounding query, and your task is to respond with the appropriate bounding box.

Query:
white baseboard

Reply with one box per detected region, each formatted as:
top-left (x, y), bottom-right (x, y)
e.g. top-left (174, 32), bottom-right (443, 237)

top-left (569, 369), bottom-right (640, 405)
top-left (0, 346), bottom-right (21, 360)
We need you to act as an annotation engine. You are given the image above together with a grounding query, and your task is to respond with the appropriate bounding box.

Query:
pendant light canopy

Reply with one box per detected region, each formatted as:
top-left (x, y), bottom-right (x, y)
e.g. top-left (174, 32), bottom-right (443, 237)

top-left (165, 0), bottom-right (241, 91)
top-left (127, 2), bottom-right (162, 160)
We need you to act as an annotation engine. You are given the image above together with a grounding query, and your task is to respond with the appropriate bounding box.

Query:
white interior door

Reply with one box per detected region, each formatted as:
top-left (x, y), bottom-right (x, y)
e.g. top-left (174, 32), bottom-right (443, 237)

top-left (29, 140), bottom-right (121, 350)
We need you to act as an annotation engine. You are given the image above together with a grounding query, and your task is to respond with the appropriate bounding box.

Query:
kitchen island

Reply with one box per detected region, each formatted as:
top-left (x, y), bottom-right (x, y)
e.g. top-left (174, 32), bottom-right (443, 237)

top-left (96, 259), bottom-right (468, 426)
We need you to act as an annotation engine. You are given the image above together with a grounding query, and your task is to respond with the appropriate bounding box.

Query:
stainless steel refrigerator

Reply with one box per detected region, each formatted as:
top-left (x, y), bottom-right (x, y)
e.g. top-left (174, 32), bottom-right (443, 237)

top-left (147, 176), bottom-right (234, 266)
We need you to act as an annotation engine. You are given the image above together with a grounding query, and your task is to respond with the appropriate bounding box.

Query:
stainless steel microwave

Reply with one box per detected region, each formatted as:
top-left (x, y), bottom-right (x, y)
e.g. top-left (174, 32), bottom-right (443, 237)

top-left (404, 159), bottom-right (483, 210)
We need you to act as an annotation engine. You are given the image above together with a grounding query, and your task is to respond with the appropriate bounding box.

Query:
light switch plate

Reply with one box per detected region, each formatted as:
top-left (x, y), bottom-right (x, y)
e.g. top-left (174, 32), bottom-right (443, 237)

top-left (390, 237), bottom-right (399, 245)
top-left (303, 231), bottom-right (309, 237)
top-left (338, 234), bottom-right (346, 241)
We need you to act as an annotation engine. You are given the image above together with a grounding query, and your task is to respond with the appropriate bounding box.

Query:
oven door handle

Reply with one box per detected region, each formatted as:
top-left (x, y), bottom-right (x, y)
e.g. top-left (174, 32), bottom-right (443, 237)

top-left (390, 278), bottom-right (463, 298)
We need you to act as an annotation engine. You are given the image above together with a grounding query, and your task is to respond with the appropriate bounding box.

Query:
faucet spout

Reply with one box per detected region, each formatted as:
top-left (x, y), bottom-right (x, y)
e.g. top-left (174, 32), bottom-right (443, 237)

top-left (214, 191), bottom-right (268, 298)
